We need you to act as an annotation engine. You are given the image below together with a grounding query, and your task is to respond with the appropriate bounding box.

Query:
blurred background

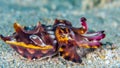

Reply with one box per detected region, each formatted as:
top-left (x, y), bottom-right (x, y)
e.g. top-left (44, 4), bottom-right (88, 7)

top-left (0, 0), bottom-right (120, 32)
top-left (0, 0), bottom-right (120, 68)
top-left (0, 0), bottom-right (120, 23)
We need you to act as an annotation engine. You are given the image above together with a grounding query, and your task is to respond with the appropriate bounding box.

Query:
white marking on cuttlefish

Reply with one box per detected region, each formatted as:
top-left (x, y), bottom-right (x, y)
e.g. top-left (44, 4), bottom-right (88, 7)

top-left (58, 23), bottom-right (65, 26)
top-left (49, 34), bottom-right (55, 39)
top-left (47, 31), bottom-right (54, 34)
top-left (83, 33), bottom-right (98, 37)
top-left (47, 26), bottom-right (52, 30)
top-left (53, 40), bottom-right (57, 44)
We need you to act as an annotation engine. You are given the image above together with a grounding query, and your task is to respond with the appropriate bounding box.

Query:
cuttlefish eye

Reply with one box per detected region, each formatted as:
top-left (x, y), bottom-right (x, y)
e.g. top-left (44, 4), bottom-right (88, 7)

top-left (29, 35), bottom-right (46, 46)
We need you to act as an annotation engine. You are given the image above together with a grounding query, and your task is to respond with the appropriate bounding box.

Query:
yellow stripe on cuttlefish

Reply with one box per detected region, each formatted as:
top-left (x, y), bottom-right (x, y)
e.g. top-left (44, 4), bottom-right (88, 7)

top-left (5, 41), bottom-right (53, 50)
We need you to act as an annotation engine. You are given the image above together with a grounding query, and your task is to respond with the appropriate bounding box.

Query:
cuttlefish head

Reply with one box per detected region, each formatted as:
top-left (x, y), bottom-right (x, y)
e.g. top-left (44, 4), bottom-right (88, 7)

top-left (0, 22), bottom-right (56, 60)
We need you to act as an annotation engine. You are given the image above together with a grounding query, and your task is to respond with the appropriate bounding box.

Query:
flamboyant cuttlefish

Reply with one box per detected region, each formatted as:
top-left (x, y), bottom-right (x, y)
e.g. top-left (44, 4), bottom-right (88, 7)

top-left (0, 17), bottom-right (105, 63)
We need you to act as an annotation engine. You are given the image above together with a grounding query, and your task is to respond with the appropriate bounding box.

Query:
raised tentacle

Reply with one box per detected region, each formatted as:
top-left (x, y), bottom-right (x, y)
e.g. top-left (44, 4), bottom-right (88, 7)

top-left (72, 17), bottom-right (88, 35)
top-left (81, 17), bottom-right (88, 31)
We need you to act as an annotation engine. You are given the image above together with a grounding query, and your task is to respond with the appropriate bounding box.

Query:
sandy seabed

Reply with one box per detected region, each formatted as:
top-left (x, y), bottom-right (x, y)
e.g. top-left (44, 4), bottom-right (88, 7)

top-left (0, 0), bottom-right (120, 68)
